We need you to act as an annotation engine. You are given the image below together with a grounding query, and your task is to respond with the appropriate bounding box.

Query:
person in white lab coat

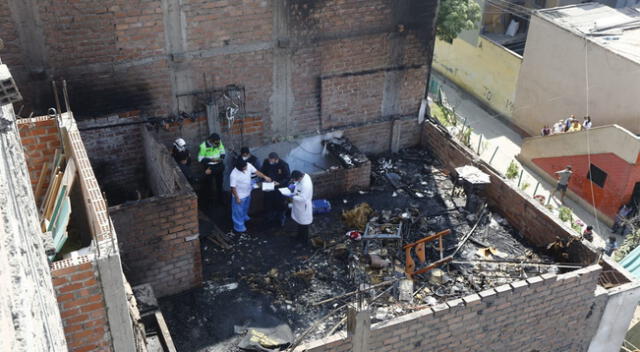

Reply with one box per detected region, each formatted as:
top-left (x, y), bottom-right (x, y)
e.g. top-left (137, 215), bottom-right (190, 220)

top-left (290, 170), bottom-right (313, 242)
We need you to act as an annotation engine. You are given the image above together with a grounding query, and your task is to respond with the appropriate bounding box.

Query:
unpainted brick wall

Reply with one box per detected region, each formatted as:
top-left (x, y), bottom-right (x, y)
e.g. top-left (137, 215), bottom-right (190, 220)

top-left (301, 266), bottom-right (606, 352)
top-left (312, 161), bottom-right (372, 199)
top-left (77, 113), bottom-right (146, 198)
top-left (3, 0), bottom-right (436, 149)
top-left (420, 121), bottom-right (599, 264)
top-left (109, 192), bottom-right (202, 298)
top-left (51, 258), bottom-right (112, 352)
top-left (152, 114), bottom-right (266, 154)
top-left (16, 116), bottom-right (62, 201)
top-left (142, 126), bottom-right (181, 195)
top-left (339, 117), bottom-right (421, 155)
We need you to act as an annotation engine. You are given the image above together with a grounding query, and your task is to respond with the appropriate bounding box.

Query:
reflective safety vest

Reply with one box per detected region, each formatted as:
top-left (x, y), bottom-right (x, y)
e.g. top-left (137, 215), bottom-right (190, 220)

top-left (198, 141), bottom-right (225, 161)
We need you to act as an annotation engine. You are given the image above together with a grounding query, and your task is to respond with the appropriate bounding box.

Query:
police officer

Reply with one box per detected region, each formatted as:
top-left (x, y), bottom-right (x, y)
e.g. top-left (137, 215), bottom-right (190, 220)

top-left (171, 138), bottom-right (193, 182)
top-left (198, 133), bottom-right (226, 203)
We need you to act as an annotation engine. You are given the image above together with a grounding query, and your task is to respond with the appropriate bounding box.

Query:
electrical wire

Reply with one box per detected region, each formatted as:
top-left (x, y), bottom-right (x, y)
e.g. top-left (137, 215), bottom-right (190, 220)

top-left (583, 38), bottom-right (603, 237)
top-left (485, 0), bottom-right (532, 21)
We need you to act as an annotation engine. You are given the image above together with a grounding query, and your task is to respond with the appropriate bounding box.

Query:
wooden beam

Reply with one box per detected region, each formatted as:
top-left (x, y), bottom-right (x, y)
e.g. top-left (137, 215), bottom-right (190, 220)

top-left (403, 229), bottom-right (451, 249)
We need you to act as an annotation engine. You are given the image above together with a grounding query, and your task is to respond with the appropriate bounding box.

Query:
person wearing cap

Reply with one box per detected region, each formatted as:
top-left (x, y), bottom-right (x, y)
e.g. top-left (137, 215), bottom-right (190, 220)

top-left (260, 152), bottom-right (290, 227)
top-left (289, 170), bottom-right (313, 243)
top-left (171, 138), bottom-right (193, 182)
top-left (198, 133), bottom-right (226, 203)
top-left (230, 159), bottom-right (271, 235)
top-left (551, 165), bottom-right (573, 203)
top-left (237, 146), bottom-right (260, 170)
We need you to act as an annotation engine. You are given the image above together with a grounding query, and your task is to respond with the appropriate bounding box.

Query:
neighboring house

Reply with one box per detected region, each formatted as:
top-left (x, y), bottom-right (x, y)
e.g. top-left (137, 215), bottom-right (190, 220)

top-left (432, 0), bottom-right (591, 121)
top-left (519, 125), bottom-right (640, 223)
top-left (515, 4), bottom-right (640, 224)
top-left (513, 3), bottom-right (640, 136)
top-left (433, 1), bottom-right (625, 129)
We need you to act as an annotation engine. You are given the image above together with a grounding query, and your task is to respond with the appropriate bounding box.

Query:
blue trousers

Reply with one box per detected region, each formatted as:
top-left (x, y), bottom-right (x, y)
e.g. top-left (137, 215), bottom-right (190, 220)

top-left (232, 195), bottom-right (251, 232)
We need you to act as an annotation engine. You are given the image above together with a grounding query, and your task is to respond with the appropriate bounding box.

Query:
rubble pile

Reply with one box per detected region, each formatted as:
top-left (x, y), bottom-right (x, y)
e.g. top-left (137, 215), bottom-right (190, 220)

top-left (324, 137), bottom-right (367, 168)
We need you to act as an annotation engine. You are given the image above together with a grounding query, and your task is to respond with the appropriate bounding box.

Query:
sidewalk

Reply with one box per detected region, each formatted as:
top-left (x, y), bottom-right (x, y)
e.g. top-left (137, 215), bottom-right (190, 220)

top-left (430, 72), bottom-right (620, 250)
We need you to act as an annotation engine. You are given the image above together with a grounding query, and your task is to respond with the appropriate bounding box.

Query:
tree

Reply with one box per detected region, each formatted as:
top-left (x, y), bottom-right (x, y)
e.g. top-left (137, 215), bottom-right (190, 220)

top-left (436, 0), bottom-right (482, 43)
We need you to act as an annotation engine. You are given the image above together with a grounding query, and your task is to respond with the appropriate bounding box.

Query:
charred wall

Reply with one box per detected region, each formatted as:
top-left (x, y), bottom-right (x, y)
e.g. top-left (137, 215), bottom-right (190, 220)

top-left (1, 0), bottom-right (437, 150)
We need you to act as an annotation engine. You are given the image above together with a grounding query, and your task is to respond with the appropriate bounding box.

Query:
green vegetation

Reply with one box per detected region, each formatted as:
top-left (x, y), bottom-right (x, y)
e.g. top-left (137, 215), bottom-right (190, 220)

top-left (459, 126), bottom-right (472, 147)
top-left (570, 222), bottom-right (583, 234)
top-left (429, 103), bottom-right (452, 127)
top-left (520, 182), bottom-right (530, 191)
top-left (437, 0), bottom-right (482, 43)
top-left (505, 160), bottom-right (520, 180)
top-left (615, 229), bottom-right (640, 261)
top-left (558, 206), bottom-right (573, 223)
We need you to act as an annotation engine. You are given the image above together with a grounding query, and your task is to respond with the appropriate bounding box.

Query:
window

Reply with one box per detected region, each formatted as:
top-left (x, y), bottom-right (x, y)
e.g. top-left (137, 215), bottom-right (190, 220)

top-left (587, 164), bottom-right (607, 188)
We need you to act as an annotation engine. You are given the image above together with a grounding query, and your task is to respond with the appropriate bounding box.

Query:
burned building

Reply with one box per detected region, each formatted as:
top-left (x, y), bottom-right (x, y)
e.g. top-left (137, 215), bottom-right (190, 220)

top-left (2, 1), bottom-right (640, 352)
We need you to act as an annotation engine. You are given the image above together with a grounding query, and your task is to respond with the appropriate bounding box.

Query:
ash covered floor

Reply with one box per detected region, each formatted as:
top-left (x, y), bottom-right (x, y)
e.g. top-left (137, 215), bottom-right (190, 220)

top-left (159, 148), bottom-right (570, 352)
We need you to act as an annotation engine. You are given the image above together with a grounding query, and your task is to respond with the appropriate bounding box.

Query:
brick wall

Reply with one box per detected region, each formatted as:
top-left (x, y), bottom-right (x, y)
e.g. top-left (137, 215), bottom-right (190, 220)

top-left (300, 266), bottom-right (606, 352)
top-left (109, 192), bottom-right (202, 298)
top-left (110, 122), bottom-right (202, 298)
top-left (76, 113), bottom-right (146, 202)
top-left (51, 258), bottom-right (112, 352)
top-left (16, 116), bottom-right (62, 200)
top-left (3, 0), bottom-right (437, 150)
top-left (142, 126), bottom-right (181, 195)
top-left (420, 121), bottom-right (599, 265)
top-left (312, 161), bottom-right (371, 199)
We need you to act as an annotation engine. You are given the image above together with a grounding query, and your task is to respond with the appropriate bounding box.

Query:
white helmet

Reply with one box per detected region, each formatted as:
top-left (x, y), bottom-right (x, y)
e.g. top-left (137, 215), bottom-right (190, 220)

top-left (174, 138), bottom-right (187, 152)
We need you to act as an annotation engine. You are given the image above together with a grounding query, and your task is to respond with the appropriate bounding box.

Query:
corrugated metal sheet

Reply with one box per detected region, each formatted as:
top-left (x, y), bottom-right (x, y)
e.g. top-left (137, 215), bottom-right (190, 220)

top-left (620, 245), bottom-right (640, 278)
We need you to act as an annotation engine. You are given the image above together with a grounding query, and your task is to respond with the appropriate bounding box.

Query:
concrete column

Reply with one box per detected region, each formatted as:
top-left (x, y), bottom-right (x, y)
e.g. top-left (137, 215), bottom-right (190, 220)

top-left (7, 0), bottom-right (49, 108)
top-left (161, 0), bottom-right (196, 114)
top-left (347, 303), bottom-right (371, 352)
top-left (96, 251), bottom-right (137, 352)
top-left (588, 282), bottom-right (640, 352)
top-left (390, 119), bottom-right (402, 153)
top-left (270, 0), bottom-right (294, 140)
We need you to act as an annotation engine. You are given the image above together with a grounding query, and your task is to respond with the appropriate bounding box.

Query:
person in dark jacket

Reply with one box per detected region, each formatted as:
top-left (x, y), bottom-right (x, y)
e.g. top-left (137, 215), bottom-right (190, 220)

top-left (238, 146), bottom-right (260, 170)
top-left (260, 152), bottom-right (290, 227)
top-left (171, 138), bottom-right (193, 182)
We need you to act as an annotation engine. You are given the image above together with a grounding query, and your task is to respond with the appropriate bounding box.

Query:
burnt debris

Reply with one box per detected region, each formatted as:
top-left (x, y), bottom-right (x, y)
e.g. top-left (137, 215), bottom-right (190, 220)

top-left (159, 147), bottom-right (581, 351)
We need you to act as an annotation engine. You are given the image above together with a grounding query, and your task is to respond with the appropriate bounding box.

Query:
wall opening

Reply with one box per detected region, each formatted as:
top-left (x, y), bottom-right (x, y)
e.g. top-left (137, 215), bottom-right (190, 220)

top-left (587, 163), bottom-right (607, 188)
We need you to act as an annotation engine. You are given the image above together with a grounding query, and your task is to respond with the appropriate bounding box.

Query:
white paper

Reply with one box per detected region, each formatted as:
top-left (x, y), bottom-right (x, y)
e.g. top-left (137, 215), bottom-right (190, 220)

top-left (262, 182), bottom-right (275, 191)
top-left (278, 187), bottom-right (292, 196)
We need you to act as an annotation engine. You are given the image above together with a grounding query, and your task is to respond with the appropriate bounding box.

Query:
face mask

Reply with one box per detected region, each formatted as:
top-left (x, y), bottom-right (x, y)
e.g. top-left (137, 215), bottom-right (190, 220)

top-left (242, 156), bottom-right (249, 161)
top-left (269, 160), bottom-right (276, 165)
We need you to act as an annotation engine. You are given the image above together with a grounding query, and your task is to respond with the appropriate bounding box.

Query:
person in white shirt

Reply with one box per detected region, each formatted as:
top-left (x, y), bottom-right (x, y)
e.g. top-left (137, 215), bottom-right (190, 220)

top-left (290, 170), bottom-right (313, 242)
top-left (553, 120), bottom-right (565, 134)
top-left (229, 159), bottom-right (271, 234)
top-left (583, 116), bottom-right (592, 129)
